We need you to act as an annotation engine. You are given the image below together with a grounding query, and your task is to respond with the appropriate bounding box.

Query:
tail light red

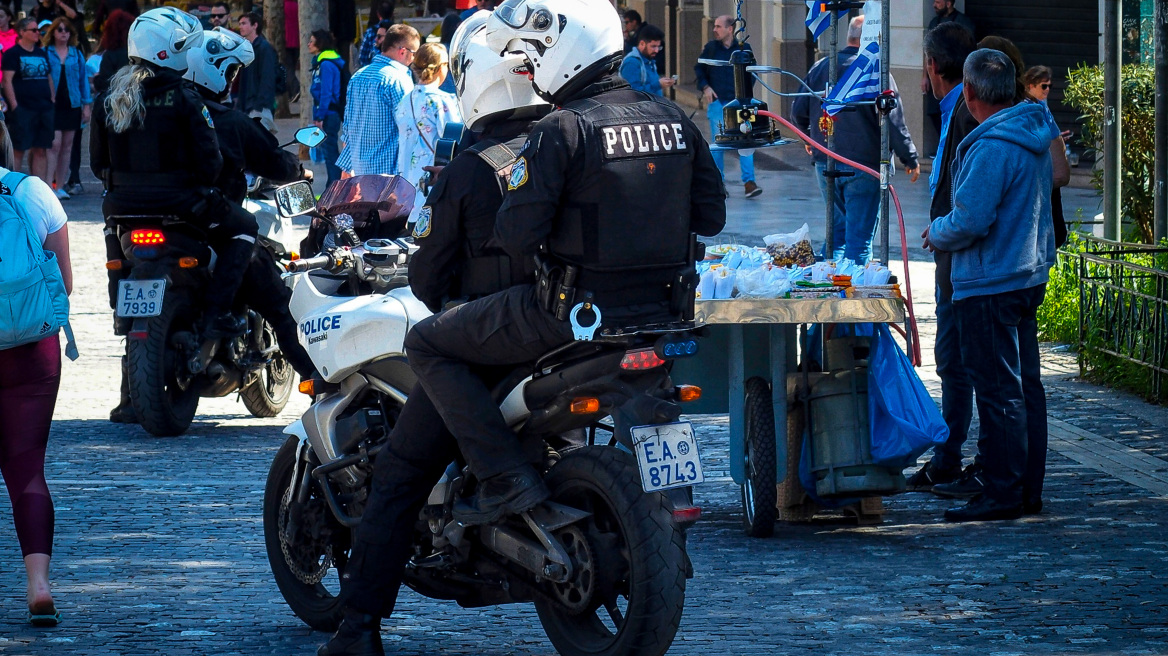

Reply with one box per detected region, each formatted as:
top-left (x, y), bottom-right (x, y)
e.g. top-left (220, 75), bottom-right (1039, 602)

top-left (620, 348), bottom-right (666, 370)
top-left (130, 229), bottom-right (166, 245)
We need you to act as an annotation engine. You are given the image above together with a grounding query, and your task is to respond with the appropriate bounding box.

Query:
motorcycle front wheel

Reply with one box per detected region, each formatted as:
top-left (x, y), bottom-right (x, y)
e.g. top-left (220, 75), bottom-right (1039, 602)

top-left (535, 446), bottom-right (687, 656)
top-left (241, 321), bottom-right (294, 418)
top-left (263, 435), bottom-right (347, 631)
top-left (127, 293), bottom-right (200, 437)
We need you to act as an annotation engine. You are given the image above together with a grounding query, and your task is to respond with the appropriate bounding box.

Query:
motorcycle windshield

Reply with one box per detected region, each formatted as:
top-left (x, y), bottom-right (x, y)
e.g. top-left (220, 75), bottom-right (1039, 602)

top-left (319, 175), bottom-right (416, 230)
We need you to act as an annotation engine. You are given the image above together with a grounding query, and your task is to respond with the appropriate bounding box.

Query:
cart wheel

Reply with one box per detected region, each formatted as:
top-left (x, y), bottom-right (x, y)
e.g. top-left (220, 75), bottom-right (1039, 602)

top-left (741, 377), bottom-right (777, 537)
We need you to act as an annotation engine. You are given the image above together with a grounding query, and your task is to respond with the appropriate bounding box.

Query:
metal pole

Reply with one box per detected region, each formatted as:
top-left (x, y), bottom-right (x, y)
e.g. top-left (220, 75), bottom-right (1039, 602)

top-left (825, 13), bottom-right (839, 259)
top-left (1155, 0), bottom-right (1168, 244)
top-left (1104, 0), bottom-right (1123, 241)
top-left (878, 0), bottom-right (890, 264)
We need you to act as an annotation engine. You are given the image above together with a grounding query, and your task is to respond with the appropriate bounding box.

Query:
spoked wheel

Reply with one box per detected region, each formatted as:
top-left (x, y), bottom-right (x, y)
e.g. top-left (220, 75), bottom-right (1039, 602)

top-left (741, 377), bottom-right (777, 537)
top-left (127, 292), bottom-right (200, 436)
top-left (263, 435), bottom-right (349, 631)
top-left (535, 447), bottom-right (687, 656)
top-left (241, 320), bottom-right (294, 418)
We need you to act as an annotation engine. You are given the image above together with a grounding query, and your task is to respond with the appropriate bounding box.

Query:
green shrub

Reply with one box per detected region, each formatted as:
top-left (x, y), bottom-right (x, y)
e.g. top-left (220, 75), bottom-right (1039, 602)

top-left (1037, 232), bottom-right (1085, 344)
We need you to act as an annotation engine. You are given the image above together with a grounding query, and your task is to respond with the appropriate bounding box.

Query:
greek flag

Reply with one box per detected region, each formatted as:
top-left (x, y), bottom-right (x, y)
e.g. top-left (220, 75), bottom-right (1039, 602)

top-left (823, 40), bottom-right (881, 116)
top-left (805, 1), bottom-right (847, 40)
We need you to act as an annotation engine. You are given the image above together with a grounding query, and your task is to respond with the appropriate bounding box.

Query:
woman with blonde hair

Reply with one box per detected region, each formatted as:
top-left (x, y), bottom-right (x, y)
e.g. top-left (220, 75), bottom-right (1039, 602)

top-left (42, 16), bottom-right (90, 199)
top-left (394, 42), bottom-right (460, 222)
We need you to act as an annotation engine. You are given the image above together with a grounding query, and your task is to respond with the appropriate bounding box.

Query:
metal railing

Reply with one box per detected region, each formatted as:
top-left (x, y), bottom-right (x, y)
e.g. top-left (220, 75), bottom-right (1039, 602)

top-left (1077, 236), bottom-right (1168, 399)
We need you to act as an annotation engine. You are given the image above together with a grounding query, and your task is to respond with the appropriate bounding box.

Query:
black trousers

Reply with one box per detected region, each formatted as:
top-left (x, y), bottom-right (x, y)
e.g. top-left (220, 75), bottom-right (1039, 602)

top-left (403, 284), bottom-right (573, 480)
top-left (341, 384), bottom-right (458, 617)
top-left (240, 247), bottom-right (316, 378)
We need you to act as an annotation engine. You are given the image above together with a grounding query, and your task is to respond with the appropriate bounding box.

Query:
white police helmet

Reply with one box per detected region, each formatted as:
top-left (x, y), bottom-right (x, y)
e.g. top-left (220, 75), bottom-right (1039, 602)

top-left (127, 7), bottom-right (205, 72)
top-left (451, 10), bottom-right (550, 131)
top-left (484, 0), bottom-right (623, 103)
top-left (184, 28), bottom-right (255, 96)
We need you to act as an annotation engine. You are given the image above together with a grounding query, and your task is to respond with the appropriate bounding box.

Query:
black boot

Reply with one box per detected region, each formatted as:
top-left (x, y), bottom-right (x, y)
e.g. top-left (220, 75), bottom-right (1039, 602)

top-left (317, 610), bottom-right (384, 656)
top-left (200, 312), bottom-right (247, 340)
top-left (943, 494), bottom-right (1023, 522)
top-left (110, 356), bottom-right (138, 424)
top-left (453, 463), bottom-right (550, 525)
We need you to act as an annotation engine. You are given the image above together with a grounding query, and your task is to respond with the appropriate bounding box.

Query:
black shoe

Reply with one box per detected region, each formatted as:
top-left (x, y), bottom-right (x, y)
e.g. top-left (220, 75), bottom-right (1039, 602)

top-left (201, 312), bottom-right (247, 340)
top-left (905, 460), bottom-right (961, 492)
top-left (944, 494), bottom-right (1023, 522)
top-left (453, 464), bottom-right (550, 525)
top-left (109, 403), bottom-right (139, 424)
top-left (1022, 498), bottom-right (1043, 515)
top-left (318, 612), bottom-right (383, 656)
top-left (931, 464), bottom-right (985, 499)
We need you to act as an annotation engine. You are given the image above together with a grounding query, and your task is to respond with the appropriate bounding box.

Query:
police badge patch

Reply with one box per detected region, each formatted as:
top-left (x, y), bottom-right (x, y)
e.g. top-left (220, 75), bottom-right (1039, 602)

top-left (202, 105), bottom-right (215, 129)
top-left (507, 157), bottom-right (528, 190)
top-left (413, 206), bottom-right (433, 238)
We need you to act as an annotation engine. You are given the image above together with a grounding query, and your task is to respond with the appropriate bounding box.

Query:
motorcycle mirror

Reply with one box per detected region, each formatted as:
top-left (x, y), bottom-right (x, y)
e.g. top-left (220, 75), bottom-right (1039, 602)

top-left (275, 181), bottom-right (317, 218)
top-left (295, 126), bottom-right (326, 149)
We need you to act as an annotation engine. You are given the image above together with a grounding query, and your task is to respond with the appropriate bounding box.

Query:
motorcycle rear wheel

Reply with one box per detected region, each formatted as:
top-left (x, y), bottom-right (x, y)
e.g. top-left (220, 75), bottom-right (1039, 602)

top-left (535, 446), bottom-right (687, 656)
top-left (241, 321), bottom-right (293, 418)
top-left (263, 435), bottom-right (346, 631)
top-left (127, 294), bottom-right (200, 437)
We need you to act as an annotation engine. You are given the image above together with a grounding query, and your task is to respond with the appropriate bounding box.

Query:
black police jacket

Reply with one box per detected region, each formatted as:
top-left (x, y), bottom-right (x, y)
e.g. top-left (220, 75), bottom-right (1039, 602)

top-left (496, 75), bottom-right (726, 312)
top-left (409, 118), bottom-right (536, 313)
top-left (91, 67), bottom-right (223, 190)
top-left (204, 99), bottom-right (302, 205)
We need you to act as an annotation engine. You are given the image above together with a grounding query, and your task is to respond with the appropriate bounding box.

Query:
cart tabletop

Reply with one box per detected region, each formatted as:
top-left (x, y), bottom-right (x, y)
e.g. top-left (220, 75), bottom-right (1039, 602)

top-left (694, 297), bottom-right (905, 325)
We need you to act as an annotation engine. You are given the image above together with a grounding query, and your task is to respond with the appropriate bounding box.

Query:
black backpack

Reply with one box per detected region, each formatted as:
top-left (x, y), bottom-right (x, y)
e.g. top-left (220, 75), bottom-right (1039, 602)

top-left (325, 58), bottom-right (351, 118)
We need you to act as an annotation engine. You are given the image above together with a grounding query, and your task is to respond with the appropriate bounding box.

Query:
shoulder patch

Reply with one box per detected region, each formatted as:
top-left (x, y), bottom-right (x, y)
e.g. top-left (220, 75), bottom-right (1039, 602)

top-left (201, 105), bottom-right (215, 129)
top-left (507, 157), bottom-right (528, 190)
top-left (413, 206), bottom-right (432, 238)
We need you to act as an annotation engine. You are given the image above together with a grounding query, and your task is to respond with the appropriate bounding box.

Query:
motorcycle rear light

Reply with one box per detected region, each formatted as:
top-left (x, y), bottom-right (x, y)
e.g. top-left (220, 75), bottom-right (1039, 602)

top-left (128, 330), bottom-right (148, 340)
top-left (105, 260), bottom-right (124, 270)
top-left (570, 398), bottom-right (600, 414)
top-left (130, 229), bottom-right (166, 245)
top-left (179, 257), bottom-right (199, 268)
top-left (675, 385), bottom-right (702, 403)
top-left (672, 506), bottom-right (702, 524)
top-left (620, 348), bottom-right (666, 370)
top-left (298, 380), bottom-right (315, 396)
top-left (133, 246), bottom-right (159, 259)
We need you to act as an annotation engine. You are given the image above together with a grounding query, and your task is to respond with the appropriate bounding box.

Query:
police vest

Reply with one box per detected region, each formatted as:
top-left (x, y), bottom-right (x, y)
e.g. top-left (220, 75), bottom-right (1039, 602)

top-left (458, 134), bottom-right (532, 298)
top-left (549, 94), bottom-right (694, 306)
top-left (104, 75), bottom-right (207, 188)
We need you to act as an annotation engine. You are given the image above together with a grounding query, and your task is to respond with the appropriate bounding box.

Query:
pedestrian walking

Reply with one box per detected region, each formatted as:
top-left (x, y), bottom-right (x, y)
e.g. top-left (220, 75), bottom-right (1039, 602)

top-left (2, 17), bottom-right (55, 185)
top-left (42, 16), bottom-right (89, 200)
top-left (922, 0), bottom-right (975, 146)
top-left (307, 29), bottom-right (346, 187)
top-left (695, 14), bottom-right (761, 198)
top-left (922, 48), bottom-right (1057, 522)
top-left (91, 8), bottom-right (132, 95)
top-left (619, 23), bottom-right (674, 97)
top-left (395, 41), bottom-right (457, 221)
top-left (0, 6), bottom-right (18, 55)
top-left (357, 1), bottom-right (394, 69)
top-left (207, 2), bottom-right (230, 30)
top-left (336, 23), bottom-right (417, 177)
top-left (234, 11), bottom-right (277, 133)
top-left (0, 119), bottom-right (73, 628)
top-left (791, 15), bottom-right (919, 264)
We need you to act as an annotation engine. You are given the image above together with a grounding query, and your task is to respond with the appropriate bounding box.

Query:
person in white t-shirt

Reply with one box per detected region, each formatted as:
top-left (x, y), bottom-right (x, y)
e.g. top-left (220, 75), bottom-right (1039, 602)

top-left (0, 122), bottom-right (72, 628)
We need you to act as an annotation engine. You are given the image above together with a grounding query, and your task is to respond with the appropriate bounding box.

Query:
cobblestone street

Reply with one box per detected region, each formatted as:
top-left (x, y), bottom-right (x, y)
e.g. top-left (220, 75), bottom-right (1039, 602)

top-left (1, 147), bottom-right (1166, 655)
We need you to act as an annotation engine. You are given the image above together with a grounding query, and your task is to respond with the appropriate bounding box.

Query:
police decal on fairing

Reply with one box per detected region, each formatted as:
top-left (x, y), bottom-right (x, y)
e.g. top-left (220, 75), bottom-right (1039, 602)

top-left (600, 122), bottom-right (688, 160)
top-left (302, 314), bottom-right (341, 345)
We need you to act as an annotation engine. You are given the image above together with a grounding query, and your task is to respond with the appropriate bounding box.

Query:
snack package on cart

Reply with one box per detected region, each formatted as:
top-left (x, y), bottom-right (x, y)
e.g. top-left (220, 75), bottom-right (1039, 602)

top-left (736, 264), bottom-right (794, 298)
top-left (697, 265), bottom-right (738, 299)
top-left (763, 223), bottom-right (816, 267)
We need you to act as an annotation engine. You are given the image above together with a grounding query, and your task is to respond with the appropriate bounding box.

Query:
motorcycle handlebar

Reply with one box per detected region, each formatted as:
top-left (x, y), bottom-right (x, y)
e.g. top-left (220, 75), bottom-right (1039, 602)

top-left (286, 254), bottom-right (335, 273)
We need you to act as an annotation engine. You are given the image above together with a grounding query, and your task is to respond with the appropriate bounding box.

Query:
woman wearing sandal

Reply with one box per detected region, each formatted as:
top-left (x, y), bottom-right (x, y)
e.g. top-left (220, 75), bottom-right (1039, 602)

top-left (0, 119), bottom-right (73, 627)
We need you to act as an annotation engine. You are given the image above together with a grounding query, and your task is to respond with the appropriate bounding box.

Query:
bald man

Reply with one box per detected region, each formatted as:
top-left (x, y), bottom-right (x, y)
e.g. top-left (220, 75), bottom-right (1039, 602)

top-left (694, 14), bottom-right (762, 198)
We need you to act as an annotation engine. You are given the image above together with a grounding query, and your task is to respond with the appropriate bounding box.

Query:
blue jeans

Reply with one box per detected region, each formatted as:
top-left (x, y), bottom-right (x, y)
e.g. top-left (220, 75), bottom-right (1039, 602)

top-left (706, 100), bottom-right (755, 184)
top-left (932, 254), bottom-right (974, 474)
top-left (813, 161), bottom-right (881, 264)
top-left (321, 112), bottom-right (342, 188)
top-left (954, 284), bottom-right (1048, 506)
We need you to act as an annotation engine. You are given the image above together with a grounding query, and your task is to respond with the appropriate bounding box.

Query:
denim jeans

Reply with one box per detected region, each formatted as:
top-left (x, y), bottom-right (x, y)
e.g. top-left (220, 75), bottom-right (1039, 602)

top-left (706, 100), bottom-right (755, 184)
top-left (813, 161), bottom-right (881, 264)
top-left (954, 284), bottom-right (1048, 506)
top-left (321, 112), bottom-right (342, 188)
top-left (932, 251), bottom-right (974, 474)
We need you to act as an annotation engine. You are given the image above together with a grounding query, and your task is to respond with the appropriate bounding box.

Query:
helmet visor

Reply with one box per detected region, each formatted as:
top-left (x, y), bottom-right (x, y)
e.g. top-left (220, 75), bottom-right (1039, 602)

top-left (495, 0), bottom-right (530, 29)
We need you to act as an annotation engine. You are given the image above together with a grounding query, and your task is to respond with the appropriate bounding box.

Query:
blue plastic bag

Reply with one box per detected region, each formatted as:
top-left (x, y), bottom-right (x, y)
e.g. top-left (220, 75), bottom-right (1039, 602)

top-left (867, 324), bottom-right (948, 468)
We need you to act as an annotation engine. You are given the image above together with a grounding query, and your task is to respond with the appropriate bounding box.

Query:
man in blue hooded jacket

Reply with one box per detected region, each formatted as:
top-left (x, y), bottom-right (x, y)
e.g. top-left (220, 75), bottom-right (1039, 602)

top-left (923, 48), bottom-right (1056, 523)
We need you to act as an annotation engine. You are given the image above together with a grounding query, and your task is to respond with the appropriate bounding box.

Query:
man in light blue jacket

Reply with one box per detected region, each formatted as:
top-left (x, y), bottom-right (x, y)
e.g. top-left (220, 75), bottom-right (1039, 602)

top-left (923, 48), bottom-right (1056, 523)
top-left (619, 24), bottom-right (674, 97)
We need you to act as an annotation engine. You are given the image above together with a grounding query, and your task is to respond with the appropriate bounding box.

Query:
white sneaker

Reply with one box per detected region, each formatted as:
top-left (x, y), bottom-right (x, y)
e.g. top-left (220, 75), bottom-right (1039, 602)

top-left (54, 187), bottom-right (70, 200)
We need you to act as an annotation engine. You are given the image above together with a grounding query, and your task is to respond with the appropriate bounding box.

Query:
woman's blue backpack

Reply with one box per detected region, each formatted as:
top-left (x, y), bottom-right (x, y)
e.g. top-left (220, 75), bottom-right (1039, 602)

top-left (0, 171), bottom-right (77, 358)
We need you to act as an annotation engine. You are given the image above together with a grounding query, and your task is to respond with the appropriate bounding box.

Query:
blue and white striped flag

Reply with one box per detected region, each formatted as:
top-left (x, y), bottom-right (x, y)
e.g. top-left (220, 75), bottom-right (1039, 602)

top-left (823, 40), bottom-right (881, 116)
top-left (805, 1), bottom-right (848, 40)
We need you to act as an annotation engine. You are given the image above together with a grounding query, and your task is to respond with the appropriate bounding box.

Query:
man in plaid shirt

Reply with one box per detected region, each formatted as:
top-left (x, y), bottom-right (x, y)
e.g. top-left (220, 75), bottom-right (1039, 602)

top-left (337, 24), bottom-right (419, 176)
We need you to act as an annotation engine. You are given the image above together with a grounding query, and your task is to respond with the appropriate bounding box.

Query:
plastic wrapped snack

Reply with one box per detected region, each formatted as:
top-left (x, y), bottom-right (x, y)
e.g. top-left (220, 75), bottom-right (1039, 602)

top-left (763, 223), bottom-right (816, 267)
top-left (736, 264), bottom-right (793, 298)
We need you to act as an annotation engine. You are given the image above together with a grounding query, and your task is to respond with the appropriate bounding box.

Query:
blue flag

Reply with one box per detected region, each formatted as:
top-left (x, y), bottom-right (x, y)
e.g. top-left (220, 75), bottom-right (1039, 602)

top-left (805, 1), bottom-right (848, 40)
top-left (823, 40), bottom-right (881, 116)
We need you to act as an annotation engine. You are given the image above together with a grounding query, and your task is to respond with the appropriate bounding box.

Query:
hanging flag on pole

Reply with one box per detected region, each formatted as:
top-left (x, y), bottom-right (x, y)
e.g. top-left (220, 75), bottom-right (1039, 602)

top-left (805, 1), bottom-right (848, 40)
top-left (823, 1), bottom-right (882, 116)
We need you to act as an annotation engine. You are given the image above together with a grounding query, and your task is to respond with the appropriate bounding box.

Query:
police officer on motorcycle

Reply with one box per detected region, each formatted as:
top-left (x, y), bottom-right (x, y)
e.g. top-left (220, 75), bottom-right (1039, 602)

top-left (92, 8), bottom-right (259, 345)
top-left (318, 2), bottom-right (725, 654)
top-left (182, 28), bottom-right (316, 379)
